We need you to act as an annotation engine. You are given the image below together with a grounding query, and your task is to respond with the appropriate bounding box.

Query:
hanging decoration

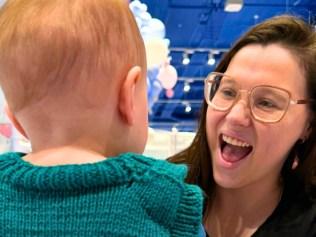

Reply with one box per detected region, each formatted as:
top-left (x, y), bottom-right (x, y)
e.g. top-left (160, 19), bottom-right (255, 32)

top-left (129, 0), bottom-right (170, 68)
top-left (157, 62), bottom-right (178, 98)
top-left (147, 67), bottom-right (163, 113)
top-left (129, 0), bottom-right (178, 111)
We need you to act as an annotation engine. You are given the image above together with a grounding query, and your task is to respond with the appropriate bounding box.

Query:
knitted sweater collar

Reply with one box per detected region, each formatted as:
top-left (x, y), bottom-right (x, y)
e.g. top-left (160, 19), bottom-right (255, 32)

top-left (0, 152), bottom-right (146, 191)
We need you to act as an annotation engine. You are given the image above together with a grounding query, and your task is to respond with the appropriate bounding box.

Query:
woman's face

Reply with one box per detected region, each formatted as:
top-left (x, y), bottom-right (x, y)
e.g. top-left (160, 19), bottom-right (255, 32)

top-left (206, 43), bottom-right (310, 190)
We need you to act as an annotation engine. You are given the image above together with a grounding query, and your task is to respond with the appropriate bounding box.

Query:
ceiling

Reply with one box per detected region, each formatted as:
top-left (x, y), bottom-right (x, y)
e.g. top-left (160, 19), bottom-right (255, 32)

top-left (141, 0), bottom-right (316, 132)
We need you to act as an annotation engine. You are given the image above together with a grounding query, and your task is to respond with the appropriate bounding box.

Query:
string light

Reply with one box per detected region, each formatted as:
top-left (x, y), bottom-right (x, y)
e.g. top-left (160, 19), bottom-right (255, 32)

top-left (185, 104), bottom-right (192, 113)
top-left (182, 52), bottom-right (190, 65)
top-left (207, 52), bottom-right (216, 65)
top-left (183, 81), bottom-right (191, 92)
top-left (224, 0), bottom-right (244, 12)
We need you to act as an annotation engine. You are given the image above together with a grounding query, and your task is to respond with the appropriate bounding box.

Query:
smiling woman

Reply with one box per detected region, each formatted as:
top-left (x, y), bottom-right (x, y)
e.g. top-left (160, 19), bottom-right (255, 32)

top-left (169, 15), bottom-right (316, 237)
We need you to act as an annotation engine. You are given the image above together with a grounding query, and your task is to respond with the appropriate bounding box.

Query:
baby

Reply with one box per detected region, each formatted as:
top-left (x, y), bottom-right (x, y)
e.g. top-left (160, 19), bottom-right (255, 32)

top-left (0, 0), bottom-right (203, 236)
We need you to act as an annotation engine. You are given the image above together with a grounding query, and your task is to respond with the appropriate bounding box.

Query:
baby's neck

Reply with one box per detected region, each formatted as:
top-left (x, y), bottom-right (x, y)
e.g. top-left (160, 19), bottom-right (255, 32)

top-left (23, 146), bottom-right (107, 166)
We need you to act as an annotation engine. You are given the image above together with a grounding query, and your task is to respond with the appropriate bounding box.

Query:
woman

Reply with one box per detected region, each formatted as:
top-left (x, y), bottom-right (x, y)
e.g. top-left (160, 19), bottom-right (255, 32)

top-left (169, 15), bottom-right (316, 237)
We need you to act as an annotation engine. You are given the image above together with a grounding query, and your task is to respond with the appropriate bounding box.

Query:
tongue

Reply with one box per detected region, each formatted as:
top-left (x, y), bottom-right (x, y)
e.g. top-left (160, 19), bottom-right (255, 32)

top-left (222, 143), bottom-right (251, 162)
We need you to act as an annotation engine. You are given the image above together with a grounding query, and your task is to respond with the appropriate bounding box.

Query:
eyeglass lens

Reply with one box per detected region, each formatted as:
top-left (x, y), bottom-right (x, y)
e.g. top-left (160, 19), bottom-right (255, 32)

top-left (205, 74), bottom-right (291, 122)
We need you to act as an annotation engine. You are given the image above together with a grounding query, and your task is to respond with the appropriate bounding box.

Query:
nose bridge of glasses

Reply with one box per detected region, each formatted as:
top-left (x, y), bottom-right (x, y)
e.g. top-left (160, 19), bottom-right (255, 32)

top-left (225, 89), bottom-right (252, 126)
top-left (227, 89), bottom-right (251, 117)
top-left (225, 89), bottom-right (252, 122)
top-left (235, 89), bottom-right (251, 105)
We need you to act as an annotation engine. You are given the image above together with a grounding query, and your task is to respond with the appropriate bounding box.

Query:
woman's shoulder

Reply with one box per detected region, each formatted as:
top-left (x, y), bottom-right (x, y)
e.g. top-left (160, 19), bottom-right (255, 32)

top-left (254, 183), bottom-right (316, 237)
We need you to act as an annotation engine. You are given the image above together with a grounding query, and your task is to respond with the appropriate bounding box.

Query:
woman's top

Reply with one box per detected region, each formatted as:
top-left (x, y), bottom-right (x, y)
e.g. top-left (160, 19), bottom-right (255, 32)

top-left (202, 177), bottom-right (316, 237)
top-left (0, 152), bottom-right (203, 237)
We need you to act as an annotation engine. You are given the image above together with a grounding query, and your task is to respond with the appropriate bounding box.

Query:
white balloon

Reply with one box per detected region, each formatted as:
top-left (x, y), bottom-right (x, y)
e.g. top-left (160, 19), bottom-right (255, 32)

top-left (140, 3), bottom-right (148, 12)
top-left (139, 11), bottom-right (152, 24)
top-left (145, 38), bottom-right (169, 68)
top-left (163, 38), bottom-right (170, 47)
top-left (130, 0), bottom-right (170, 68)
top-left (147, 18), bottom-right (166, 39)
top-left (129, 0), bottom-right (145, 17)
top-left (129, 1), bottom-right (141, 12)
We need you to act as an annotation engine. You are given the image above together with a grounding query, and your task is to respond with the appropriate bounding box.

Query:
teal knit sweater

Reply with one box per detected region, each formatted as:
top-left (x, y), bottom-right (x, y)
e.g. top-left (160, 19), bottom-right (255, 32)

top-left (0, 152), bottom-right (203, 237)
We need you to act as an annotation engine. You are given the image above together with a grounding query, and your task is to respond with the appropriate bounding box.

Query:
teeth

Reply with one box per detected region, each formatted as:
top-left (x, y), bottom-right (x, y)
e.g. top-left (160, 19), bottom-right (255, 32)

top-left (222, 135), bottom-right (251, 147)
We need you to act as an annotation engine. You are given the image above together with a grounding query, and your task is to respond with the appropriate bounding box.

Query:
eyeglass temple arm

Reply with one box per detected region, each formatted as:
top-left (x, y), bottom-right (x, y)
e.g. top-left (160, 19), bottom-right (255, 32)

top-left (290, 99), bottom-right (312, 104)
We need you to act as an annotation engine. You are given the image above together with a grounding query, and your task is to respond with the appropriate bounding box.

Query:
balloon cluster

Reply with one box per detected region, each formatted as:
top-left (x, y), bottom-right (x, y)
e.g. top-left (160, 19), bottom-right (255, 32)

top-left (0, 0), bottom-right (5, 7)
top-left (129, 0), bottom-right (178, 112)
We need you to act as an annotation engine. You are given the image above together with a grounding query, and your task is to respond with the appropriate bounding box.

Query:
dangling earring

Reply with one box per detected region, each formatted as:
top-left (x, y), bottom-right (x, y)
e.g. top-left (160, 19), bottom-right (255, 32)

top-left (282, 139), bottom-right (305, 176)
top-left (291, 138), bottom-right (306, 170)
top-left (291, 157), bottom-right (299, 170)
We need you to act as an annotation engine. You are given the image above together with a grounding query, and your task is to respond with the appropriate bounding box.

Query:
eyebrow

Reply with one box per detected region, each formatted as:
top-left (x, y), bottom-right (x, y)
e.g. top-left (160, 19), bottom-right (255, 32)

top-left (220, 78), bottom-right (238, 86)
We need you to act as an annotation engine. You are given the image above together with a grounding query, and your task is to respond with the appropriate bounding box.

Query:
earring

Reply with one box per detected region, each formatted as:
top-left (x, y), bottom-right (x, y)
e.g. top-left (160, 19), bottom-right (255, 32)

top-left (282, 139), bottom-right (305, 177)
top-left (291, 157), bottom-right (299, 170)
top-left (291, 138), bottom-right (307, 170)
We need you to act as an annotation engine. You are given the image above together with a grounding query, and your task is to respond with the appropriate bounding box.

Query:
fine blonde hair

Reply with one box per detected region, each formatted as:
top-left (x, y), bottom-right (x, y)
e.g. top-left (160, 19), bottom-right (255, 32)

top-left (0, 0), bottom-right (146, 112)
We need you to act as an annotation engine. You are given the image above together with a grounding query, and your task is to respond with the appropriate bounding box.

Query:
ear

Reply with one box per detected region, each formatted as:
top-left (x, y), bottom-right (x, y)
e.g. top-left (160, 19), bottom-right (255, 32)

top-left (301, 121), bottom-right (312, 142)
top-left (4, 104), bottom-right (28, 138)
top-left (118, 66), bottom-right (142, 125)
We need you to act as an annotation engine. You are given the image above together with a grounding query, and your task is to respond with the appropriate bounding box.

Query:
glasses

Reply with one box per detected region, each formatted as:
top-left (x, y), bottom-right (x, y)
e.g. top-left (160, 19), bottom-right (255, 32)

top-left (204, 72), bottom-right (310, 123)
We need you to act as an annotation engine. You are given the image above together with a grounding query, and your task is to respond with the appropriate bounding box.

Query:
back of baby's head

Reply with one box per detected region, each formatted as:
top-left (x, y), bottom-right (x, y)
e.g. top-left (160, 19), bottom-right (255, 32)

top-left (0, 0), bottom-right (146, 112)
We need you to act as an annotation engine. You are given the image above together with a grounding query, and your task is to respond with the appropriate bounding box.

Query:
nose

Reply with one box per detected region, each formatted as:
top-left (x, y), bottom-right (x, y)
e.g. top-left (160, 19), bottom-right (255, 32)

top-left (225, 93), bottom-right (251, 127)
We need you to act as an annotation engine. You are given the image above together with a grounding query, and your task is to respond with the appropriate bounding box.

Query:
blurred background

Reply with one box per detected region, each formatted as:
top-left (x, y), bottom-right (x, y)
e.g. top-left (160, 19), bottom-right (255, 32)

top-left (0, 0), bottom-right (315, 158)
top-left (130, 0), bottom-right (316, 157)
top-left (135, 0), bottom-right (316, 131)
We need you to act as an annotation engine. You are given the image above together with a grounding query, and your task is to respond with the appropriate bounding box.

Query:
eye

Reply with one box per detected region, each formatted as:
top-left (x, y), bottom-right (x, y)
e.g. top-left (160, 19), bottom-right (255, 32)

top-left (219, 88), bottom-right (237, 99)
top-left (256, 99), bottom-right (278, 110)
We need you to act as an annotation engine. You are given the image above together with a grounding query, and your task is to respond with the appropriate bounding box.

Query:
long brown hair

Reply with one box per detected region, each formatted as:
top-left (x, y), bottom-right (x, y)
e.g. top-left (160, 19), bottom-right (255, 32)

top-left (169, 15), bottom-right (316, 200)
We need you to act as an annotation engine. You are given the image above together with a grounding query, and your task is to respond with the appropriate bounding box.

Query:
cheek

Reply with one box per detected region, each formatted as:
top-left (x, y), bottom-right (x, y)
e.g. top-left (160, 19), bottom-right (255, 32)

top-left (255, 122), bottom-right (302, 165)
top-left (257, 129), bottom-right (285, 157)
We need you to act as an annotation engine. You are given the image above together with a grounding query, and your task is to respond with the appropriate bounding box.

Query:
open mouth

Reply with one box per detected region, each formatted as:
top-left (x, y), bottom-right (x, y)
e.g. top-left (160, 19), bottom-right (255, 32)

top-left (220, 134), bottom-right (253, 163)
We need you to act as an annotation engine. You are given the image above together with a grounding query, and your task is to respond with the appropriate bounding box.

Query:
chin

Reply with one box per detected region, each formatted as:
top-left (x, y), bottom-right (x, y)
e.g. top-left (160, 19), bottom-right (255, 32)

top-left (212, 165), bottom-right (247, 189)
top-left (213, 172), bottom-right (239, 189)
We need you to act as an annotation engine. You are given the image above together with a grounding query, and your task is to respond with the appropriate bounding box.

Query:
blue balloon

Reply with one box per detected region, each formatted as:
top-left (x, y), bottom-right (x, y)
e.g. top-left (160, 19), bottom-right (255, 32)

top-left (147, 67), bottom-right (162, 113)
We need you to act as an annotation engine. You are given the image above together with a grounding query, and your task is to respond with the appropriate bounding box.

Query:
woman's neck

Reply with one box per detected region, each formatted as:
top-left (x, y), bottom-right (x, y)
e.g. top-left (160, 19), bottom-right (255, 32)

top-left (204, 182), bottom-right (283, 237)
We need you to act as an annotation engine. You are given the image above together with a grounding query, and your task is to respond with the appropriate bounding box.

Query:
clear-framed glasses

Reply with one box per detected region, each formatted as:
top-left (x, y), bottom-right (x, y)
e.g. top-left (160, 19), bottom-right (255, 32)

top-left (204, 72), bottom-right (310, 123)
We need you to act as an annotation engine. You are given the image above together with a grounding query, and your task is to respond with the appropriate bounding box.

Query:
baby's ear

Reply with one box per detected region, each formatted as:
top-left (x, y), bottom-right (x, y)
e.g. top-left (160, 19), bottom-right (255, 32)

top-left (4, 104), bottom-right (28, 138)
top-left (118, 66), bottom-right (142, 125)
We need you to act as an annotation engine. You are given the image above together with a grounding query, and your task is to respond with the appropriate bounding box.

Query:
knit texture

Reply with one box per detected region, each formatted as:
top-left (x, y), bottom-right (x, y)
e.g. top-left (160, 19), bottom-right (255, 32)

top-left (0, 152), bottom-right (203, 237)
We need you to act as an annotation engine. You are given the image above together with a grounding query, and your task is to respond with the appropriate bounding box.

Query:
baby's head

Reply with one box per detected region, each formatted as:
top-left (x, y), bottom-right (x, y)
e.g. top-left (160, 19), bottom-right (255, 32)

top-left (0, 0), bottom-right (146, 110)
top-left (0, 0), bottom-right (148, 154)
